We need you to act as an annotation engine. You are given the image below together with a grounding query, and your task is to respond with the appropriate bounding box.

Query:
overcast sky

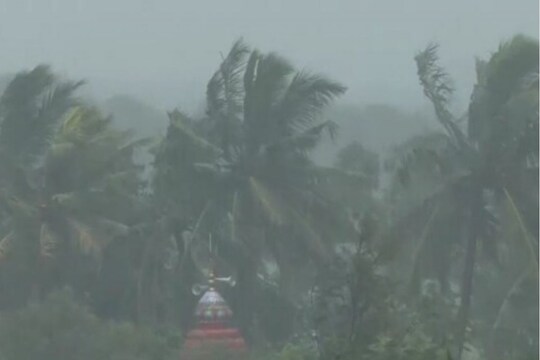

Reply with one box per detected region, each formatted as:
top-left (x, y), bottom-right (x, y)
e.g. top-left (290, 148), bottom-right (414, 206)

top-left (0, 0), bottom-right (537, 111)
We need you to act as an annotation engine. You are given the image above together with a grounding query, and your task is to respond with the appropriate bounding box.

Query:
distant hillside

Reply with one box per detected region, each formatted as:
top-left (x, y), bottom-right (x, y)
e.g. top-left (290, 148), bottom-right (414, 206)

top-left (312, 103), bottom-right (439, 166)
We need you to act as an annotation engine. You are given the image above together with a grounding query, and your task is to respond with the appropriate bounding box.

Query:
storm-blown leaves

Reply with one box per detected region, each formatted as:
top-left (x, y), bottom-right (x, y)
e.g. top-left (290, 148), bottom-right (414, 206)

top-left (0, 35), bottom-right (536, 360)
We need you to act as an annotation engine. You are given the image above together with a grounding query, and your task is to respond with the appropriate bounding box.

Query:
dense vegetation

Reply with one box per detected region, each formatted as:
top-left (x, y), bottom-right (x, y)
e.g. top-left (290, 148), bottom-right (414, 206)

top-left (0, 35), bottom-right (537, 360)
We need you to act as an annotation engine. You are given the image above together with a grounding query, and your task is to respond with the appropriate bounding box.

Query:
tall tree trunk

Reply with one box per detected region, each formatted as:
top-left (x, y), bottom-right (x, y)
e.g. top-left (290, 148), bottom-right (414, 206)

top-left (456, 190), bottom-right (482, 360)
top-left (231, 255), bottom-right (258, 344)
top-left (487, 269), bottom-right (531, 360)
top-left (137, 236), bottom-right (152, 324)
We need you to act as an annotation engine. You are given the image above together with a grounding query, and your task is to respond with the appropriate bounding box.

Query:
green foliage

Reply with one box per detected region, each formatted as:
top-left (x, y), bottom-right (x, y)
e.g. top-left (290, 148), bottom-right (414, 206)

top-left (269, 344), bottom-right (317, 360)
top-left (364, 330), bottom-right (448, 360)
top-left (152, 38), bottom-right (347, 338)
top-left (334, 141), bottom-right (380, 192)
top-left (401, 34), bottom-right (539, 359)
top-left (0, 288), bottom-right (177, 360)
top-left (0, 35), bottom-right (537, 360)
top-left (0, 65), bottom-right (83, 166)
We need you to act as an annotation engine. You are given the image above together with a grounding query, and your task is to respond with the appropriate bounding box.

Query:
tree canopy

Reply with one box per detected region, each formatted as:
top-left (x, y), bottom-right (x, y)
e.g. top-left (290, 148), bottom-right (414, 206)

top-left (0, 35), bottom-right (537, 360)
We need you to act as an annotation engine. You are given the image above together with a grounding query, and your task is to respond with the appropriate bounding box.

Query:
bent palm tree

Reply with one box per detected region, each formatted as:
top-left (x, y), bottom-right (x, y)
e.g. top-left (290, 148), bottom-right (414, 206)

top-left (388, 35), bottom-right (538, 359)
top-left (0, 103), bottom-right (147, 303)
top-left (153, 39), bottom-right (346, 335)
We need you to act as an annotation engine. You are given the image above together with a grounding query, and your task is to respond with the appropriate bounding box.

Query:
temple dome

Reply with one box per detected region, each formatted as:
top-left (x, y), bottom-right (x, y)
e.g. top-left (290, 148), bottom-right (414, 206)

top-left (182, 287), bottom-right (247, 358)
top-left (195, 288), bottom-right (233, 324)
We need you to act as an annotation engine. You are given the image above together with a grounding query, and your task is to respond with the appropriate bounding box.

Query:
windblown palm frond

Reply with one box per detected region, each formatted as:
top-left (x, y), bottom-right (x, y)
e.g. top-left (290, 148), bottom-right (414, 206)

top-left (484, 35), bottom-right (539, 105)
top-left (275, 71), bottom-right (346, 135)
top-left (0, 231), bottom-right (14, 260)
top-left (0, 65), bottom-right (82, 165)
top-left (153, 40), bottom-right (347, 321)
top-left (39, 222), bottom-right (61, 258)
top-left (57, 106), bottom-right (109, 144)
top-left (415, 44), bottom-right (470, 152)
top-left (408, 37), bottom-right (538, 359)
top-left (265, 120), bottom-right (338, 155)
top-left (1, 104), bottom-right (142, 275)
top-left (243, 52), bottom-right (295, 150)
top-left (248, 177), bottom-right (290, 226)
top-left (168, 110), bottom-right (221, 155)
top-left (206, 39), bottom-right (250, 154)
top-left (207, 40), bottom-right (249, 115)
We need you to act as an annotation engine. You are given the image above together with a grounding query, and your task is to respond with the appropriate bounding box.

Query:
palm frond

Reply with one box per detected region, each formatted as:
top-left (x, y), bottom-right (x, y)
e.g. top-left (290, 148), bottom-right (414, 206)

top-left (265, 120), bottom-right (338, 154)
top-left (248, 177), bottom-right (289, 226)
top-left (57, 106), bottom-right (113, 146)
top-left (378, 170), bottom-right (470, 263)
top-left (2, 196), bottom-right (38, 220)
top-left (92, 218), bottom-right (130, 240)
top-left (51, 192), bottom-right (80, 210)
top-left (48, 142), bottom-right (76, 160)
top-left (68, 219), bottom-right (101, 256)
top-left (168, 110), bottom-right (221, 155)
top-left (485, 35), bottom-right (539, 104)
top-left (386, 132), bottom-right (459, 197)
top-left (275, 71), bottom-right (346, 134)
top-left (0, 66), bottom-right (82, 164)
top-left (207, 38), bottom-right (249, 119)
top-left (315, 166), bottom-right (373, 190)
top-left (0, 231), bottom-right (14, 261)
top-left (229, 191), bottom-right (240, 244)
top-left (37, 80), bottom-right (84, 126)
top-left (206, 39), bottom-right (250, 154)
top-left (289, 208), bottom-right (328, 262)
top-left (491, 268), bottom-right (536, 334)
top-left (409, 204), bottom-right (440, 292)
top-left (415, 44), bottom-right (469, 151)
top-left (503, 187), bottom-right (538, 269)
top-left (243, 49), bottom-right (259, 88)
top-left (520, 71), bottom-right (539, 91)
top-left (39, 222), bottom-right (61, 258)
top-left (415, 44), bottom-right (454, 112)
top-left (248, 177), bottom-right (329, 261)
top-left (243, 52), bottom-right (295, 144)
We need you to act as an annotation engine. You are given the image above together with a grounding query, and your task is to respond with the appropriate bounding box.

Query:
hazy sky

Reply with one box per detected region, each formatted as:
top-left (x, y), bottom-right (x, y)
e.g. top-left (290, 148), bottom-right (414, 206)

top-left (0, 0), bottom-right (537, 111)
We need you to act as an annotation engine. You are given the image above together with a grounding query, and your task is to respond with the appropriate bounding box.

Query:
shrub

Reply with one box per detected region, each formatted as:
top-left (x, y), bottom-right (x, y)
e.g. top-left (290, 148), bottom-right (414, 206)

top-left (0, 288), bottom-right (178, 360)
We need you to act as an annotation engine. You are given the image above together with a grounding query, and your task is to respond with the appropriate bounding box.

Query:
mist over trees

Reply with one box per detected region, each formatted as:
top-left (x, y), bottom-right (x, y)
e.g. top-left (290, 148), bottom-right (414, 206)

top-left (0, 34), bottom-right (537, 360)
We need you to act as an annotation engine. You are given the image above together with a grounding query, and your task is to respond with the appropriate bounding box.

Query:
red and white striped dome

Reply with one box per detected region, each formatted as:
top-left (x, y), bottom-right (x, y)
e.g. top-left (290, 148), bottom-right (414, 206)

top-left (195, 289), bottom-right (233, 323)
top-left (181, 287), bottom-right (247, 359)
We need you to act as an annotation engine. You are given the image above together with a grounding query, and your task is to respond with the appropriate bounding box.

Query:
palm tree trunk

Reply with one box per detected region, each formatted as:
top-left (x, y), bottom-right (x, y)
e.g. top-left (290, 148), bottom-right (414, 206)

top-left (487, 269), bottom-right (531, 360)
top-left (455, 191), bottom-right (482, 360)
top-left (232, 255), bottom-right (258, 344)
top-left (137, 237), bottom-right (152, 324)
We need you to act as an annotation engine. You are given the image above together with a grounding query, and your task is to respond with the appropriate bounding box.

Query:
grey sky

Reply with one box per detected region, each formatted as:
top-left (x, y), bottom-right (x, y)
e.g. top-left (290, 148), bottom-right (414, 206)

top-left (0, 0), bottom-right (537, 111)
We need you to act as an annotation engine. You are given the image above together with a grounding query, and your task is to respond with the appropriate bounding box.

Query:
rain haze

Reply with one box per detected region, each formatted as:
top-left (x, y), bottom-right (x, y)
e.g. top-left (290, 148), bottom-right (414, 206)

top-left (0, 0), bottom-right (537, 110)
top-left (0, 1), bottom-right (537, 360)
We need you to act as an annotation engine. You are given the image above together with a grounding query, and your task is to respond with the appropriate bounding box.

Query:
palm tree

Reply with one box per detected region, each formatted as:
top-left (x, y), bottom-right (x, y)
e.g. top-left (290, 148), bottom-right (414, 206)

top-left (0, 65), bottom-right (83, 167)
top-left (388, 35), bottom-right (538, 359)
top-left (0, 65), bottom-right (82, 307)
top-left (467, 35), bottom-right (539, 360)
top-left (153, 39), bottom-right (347, 337)
top-left (0, 95), bottom-right (147, 306)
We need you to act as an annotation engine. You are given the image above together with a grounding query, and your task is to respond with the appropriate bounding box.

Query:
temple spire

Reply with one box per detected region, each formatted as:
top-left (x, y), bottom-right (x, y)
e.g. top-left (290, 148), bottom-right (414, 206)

top-left (181, 234), bottom-right (246, 359)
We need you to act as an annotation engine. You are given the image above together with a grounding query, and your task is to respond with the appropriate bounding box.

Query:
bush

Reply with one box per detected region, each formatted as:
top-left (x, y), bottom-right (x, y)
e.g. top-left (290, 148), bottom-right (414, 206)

top-left (0, 288), bottom-right (178, 360)
top-left (181, 345), bottom-right (251, 360)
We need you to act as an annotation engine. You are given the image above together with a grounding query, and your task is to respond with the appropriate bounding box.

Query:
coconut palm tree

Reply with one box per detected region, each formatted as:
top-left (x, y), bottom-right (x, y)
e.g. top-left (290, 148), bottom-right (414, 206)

top-left (0, 98), bottom-right (147, 306)
top-left (153, 39), bottom-right (347, 337)
top-left (0, 65), bottom-right (82, 307)
top-left (387, 35), bottom-right (538, 359)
